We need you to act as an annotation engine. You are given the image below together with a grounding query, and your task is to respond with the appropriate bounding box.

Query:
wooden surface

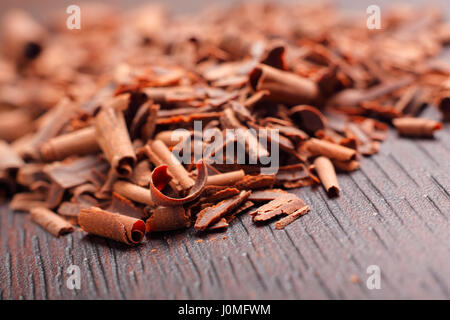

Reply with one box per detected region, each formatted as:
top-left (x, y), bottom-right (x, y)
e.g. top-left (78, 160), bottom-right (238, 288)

top-left (1, 0), bottom-right (450, 301)
top-left (1, 107), bottom-right (449, 300)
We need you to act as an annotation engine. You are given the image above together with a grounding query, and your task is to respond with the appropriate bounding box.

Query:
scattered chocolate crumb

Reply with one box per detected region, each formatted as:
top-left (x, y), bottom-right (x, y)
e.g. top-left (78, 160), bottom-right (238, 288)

top-left (350, 275), bottom-right (361, 284)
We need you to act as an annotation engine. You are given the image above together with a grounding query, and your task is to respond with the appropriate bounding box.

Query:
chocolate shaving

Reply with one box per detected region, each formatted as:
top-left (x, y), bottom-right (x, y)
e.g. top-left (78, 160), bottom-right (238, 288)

top-left (248, 189), bottom-right (289, 202)
top-left (208, 218), bottom-right (229, 230)
top-left (333, 160), bottom-right (360, 172)
top-left (201, 187), bottom-right (240, 203)
top-left (46, 181), bottom-right (65, 209)
top-left (208, 200), bottom-right (255, 230)
top-left (313, 156), bottom-right (340, 197)
top-left (195, 190), bottom-right (251, 230)
top-left (145, 206), bottom-right (190, 232)
top-left (129, 160), bottom-right (152, 187)
top-left (57, 202), bottom-right (86, 224)
top-left (306, 138), bottom-right (357, 161)
top-left (95, 106), bottom-right (136, 177)
top-left (43, 155), bottom-right (108, 189)
top-left (234, 174), bottom-right (275, 190)
top-left (113, 180), bottom-right (154, 206)
top-left (30, 207), bottom-right (75, 237)
top-left (393, 117), bottom-right (442, 137)
top-left (274, 205), bottom-right (310, 230)
top-left (249, 64), bottom-right (319, 105)
top-left (206, 169), bottom-right (245, 186)
top-left (10, 192), bottom-right (46, 212)
top-left (41, 126), bottom-right (99, 161)
top-left (108, 193), bottom-right (146, 220)
top-left (290, 105), bottom-right (326, 134)
top-left (251, 193), bottom-right (307, 222)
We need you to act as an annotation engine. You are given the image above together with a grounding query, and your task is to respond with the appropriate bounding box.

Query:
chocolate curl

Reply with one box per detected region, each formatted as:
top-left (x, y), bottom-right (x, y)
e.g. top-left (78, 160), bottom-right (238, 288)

top-left (393, 117), bottom-right (442, 137)
top-left (10, 192), bottom-right (46, 211)
top-left (249, 64), bottom-right (319, 105)
top-left (94, 107), bottom-right (136, 177)
top-left (141, 143), bottom-right (164, 166)
top-left (220, 108), bottom-right (269, 159)
top-left (306, 138), bottom-right (357, 161)
top-left (145, 206), bottom-right (190, 232)
top-left (113, 180), bottom-right (154, 206)
top-left (141, 103), bottom-right (160, 141)
top-left (243, 90), bottom-right (270, 108)
top-left (141, 143), bottom-right (181, 192)
top-left (313, 156), bottom-right (340, 197)
top-left (150, 160), bottom-right (208, 207)
top-left (261, 44), bottom-right (287, 70)
top-left (30, 207), bottom-right (74, 237)
top-left (149, 139), bottom-right (194, 190)
top-left (79, 207), bottom-right (146, 245)
top-left (40, 126), bottom-right (99, 161)
top-left (290, 105), bottom-right (327, 134)
top-left (333, 160), bottom-right (360, 172)
top-left (206, 169), bottom-right (245, 186)
top-left (155, 130), bottom-right (191, 147)
top-left (1, 9), bottom-right (46, 62)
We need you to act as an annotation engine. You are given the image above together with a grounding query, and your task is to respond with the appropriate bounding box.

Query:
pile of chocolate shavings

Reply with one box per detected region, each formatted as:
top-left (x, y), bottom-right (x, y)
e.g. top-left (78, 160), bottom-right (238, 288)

top-left (0, 2), bottom-right (448, 245)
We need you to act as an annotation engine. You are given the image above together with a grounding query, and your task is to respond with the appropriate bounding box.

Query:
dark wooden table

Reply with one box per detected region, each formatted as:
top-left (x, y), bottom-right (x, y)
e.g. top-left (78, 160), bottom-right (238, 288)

top-left (1, 107), bottom-right (449, 300)
top-left (1, 0), bottom-right (450, 300)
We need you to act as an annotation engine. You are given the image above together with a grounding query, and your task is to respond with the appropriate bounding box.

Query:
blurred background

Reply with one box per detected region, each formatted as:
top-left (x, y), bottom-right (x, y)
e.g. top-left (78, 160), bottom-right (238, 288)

top-left (0, 0), bottom-right (449, 18)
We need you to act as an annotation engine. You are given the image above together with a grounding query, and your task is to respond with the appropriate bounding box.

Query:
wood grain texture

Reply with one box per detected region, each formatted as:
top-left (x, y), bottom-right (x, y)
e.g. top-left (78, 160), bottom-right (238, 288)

top-left (1, 107), bottom-right (449, 300)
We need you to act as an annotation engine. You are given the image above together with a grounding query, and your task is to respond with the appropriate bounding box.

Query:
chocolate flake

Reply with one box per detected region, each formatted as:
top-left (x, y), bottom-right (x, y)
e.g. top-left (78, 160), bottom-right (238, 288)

top-left (251, 193), bottom-right (307, 222)
top-left (195, 190), bottom-right (251, 230)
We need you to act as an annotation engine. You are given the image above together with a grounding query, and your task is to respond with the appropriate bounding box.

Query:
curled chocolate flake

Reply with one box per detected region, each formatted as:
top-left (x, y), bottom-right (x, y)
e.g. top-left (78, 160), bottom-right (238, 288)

top-left (290, 105), bottom-right (327, 134)
top-left (79, 207), bottom-right (146, 245)
top-left (150, 160), bottom-right (208, 207)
